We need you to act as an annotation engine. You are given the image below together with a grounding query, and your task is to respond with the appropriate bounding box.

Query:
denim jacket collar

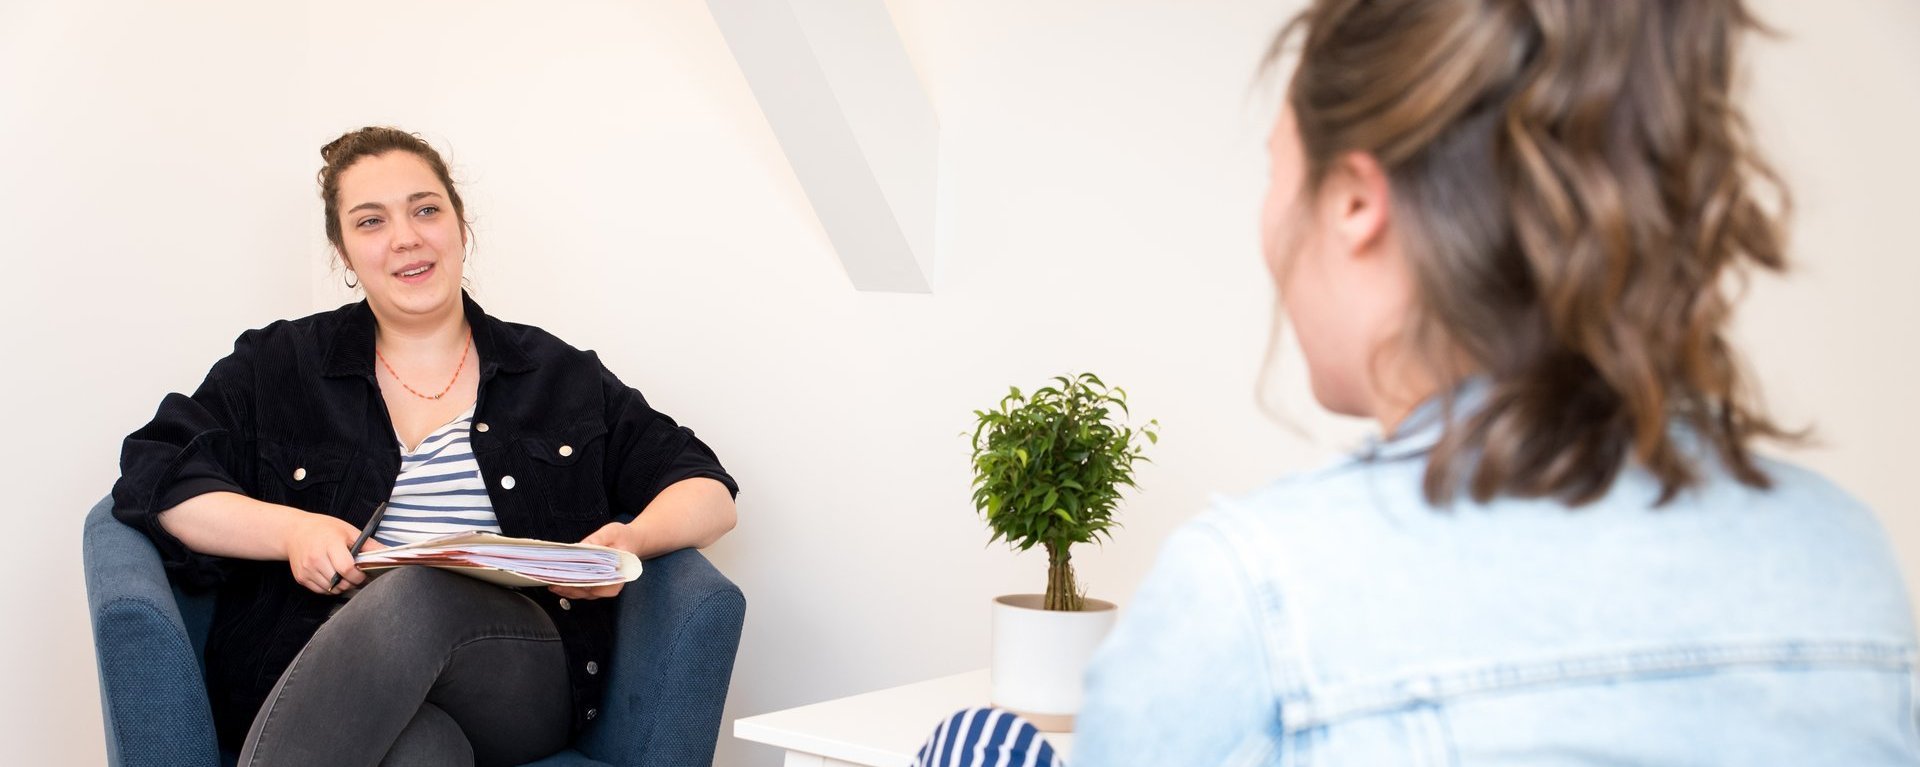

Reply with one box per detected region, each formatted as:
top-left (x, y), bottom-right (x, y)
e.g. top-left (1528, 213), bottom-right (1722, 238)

top-left (1362, 377), bottom-right (1490, 462)
top-left (320, 290), bottom-right (537, 380)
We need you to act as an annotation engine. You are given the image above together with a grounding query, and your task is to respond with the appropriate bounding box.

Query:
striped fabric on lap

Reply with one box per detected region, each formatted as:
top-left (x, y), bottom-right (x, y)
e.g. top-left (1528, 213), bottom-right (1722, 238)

top-left (374, 404), bottom-right (501, 547)
top-left (914, 707), bottom-right (1063, 767)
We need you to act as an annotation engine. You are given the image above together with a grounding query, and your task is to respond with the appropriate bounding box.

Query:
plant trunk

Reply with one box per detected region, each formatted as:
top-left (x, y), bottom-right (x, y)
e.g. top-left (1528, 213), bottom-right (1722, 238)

top-left (1043, 541), bottom-right (1083, 611)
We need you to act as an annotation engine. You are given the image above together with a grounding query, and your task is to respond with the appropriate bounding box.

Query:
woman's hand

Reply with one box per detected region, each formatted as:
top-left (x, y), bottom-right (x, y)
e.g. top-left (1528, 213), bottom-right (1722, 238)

top-left (155, 493), bottom-right (391, 592)
top-left (283, 513), bottom-right (383, 595)
top-left (548, 521), bottom-right (647, 601)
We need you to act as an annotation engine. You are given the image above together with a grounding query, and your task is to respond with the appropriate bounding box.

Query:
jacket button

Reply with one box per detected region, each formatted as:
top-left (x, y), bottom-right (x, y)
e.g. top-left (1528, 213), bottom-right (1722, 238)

top-left (585, 708), bottom-right (598, 721)
top-left (475, 422), bottom-right (490, 433)
top-left (293, 467), bottom-right (307, 482)
top-left (558, 598), bottom-right (572, 611)
top-left (586, 661), bottom-right (599, 675)
top-left (558, 445), bottom-right (573, 457)
top-left (501, 475), bottom-right (516, 490)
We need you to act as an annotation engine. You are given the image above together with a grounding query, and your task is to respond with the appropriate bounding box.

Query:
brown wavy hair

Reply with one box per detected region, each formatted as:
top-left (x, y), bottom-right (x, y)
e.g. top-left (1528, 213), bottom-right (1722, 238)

top-left (317, 127), bottom-right (471, 263)
top-left (1273, 0), bottom-right (1797, 505)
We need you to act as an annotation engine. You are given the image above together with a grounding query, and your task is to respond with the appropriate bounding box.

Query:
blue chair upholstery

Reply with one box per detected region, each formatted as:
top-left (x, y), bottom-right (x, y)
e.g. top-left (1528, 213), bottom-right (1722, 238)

top-left (83, 496), bottom-right (746, 767)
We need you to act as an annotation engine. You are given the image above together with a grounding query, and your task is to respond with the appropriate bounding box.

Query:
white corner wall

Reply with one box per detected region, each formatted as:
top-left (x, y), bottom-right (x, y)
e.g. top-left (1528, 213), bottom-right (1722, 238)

top-left (0, 2), bottom-right (313, 762)
top-left (3, 2), bottom-right (1915, 765)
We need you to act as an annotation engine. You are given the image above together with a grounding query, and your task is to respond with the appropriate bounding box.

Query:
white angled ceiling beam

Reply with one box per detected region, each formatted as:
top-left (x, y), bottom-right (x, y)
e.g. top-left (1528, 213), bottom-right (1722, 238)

top-left (707, 0), bottom-right (939, 293)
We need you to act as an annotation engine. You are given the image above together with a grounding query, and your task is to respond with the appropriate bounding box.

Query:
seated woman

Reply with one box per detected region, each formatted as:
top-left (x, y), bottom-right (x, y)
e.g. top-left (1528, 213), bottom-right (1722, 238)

top-left (112, 127), bottom-right (739, 767)
top-left (924, 0), bottom-right (1917, 764)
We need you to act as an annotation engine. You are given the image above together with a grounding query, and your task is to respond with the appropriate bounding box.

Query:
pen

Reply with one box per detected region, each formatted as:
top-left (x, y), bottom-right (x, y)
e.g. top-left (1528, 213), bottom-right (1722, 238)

top-left (330, 501), bottom-right (388, 591)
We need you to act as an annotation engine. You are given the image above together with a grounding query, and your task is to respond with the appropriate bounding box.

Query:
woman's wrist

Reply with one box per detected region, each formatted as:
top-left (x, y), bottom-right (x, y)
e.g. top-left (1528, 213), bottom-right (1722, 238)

top-left (615, 517), bottom-right (656, 558)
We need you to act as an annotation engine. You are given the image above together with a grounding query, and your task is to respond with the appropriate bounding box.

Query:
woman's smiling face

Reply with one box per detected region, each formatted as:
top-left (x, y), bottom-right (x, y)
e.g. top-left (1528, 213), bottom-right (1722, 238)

top-left (334, 151), bottom-right (467, 321)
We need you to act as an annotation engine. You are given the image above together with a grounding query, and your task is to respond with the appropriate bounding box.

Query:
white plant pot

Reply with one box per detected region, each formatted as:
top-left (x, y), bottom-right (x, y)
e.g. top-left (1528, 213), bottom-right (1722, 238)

top-left (989, 594), bottom-right (1119, 732)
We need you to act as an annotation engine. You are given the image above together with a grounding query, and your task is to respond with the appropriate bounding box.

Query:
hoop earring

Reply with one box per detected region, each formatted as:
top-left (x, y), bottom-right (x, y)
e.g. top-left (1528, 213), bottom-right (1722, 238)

top-left (344, 270), bottom-right (359, 289)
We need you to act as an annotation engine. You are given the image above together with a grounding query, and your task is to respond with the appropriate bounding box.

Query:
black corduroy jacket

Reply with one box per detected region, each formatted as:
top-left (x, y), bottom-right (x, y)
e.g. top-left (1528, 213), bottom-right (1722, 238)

top-left (111, 291), bottom-right (737, 751)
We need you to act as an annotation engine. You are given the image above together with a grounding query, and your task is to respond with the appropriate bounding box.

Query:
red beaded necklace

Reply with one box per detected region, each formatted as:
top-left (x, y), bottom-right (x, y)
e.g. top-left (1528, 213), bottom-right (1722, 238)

top-left (376, 335), bottom-right (472, 401)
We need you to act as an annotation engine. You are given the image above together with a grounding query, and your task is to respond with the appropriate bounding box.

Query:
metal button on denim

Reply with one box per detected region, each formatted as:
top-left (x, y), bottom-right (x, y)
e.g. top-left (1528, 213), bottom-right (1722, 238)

top-left (586, 661), bottom-right (599, 675)
top-left (559, 445), bottom-right (573, 457)
top-left (475, 422), bottom-right (489, 433)
top-left (293, 467), bottom-right (307, 482)
top-left (501, 475), bottom-right (516, 490)
top-left (559, 598), bottom-right (572, 611)
top-left (586, 708), bottom-right (598, 720)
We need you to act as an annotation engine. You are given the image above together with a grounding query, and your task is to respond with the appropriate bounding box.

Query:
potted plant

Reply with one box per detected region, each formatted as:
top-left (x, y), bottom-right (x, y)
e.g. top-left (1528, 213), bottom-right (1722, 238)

top-left (970, 372), bottom-right (1157, 731)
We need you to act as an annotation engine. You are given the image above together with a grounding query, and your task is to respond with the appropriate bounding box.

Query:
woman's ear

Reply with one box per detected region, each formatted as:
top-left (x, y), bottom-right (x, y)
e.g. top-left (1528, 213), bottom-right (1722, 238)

top-left (1321, 151), bottom-right (1393, 261)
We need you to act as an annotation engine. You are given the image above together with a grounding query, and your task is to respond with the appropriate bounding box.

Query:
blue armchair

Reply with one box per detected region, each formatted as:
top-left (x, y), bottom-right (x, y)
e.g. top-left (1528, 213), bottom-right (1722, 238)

top-left (82, 496), bottom-right (746, 767)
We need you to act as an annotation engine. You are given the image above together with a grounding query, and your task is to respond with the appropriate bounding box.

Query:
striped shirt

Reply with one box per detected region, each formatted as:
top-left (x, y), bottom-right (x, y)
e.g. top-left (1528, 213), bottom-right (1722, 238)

top-left (373, 404), bottom-right (501, 547)
top-left (915, 708), bottom-right (1062, 767)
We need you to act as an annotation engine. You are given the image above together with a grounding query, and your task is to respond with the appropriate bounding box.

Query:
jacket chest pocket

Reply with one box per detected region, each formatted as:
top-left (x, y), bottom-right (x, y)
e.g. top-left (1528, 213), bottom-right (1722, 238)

top-left (256, 441), bottom-right (351, 515)
top-left (514, 421), bottom-right (611, 522)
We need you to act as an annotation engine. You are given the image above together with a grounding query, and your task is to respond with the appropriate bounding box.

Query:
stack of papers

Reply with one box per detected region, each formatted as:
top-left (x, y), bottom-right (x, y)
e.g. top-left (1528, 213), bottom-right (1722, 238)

top-left (356, 532), bottom-right (643, 588)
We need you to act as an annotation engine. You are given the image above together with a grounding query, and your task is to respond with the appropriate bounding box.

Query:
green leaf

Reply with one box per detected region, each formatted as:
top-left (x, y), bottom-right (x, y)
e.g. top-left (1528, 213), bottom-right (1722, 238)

top-left (967, 372), bottom-right (1159, 556)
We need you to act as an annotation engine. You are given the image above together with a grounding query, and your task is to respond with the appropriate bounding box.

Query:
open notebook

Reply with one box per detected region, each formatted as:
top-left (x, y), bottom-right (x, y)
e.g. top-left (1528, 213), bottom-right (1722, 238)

top-left (355, 532), bottom-right (643, 588)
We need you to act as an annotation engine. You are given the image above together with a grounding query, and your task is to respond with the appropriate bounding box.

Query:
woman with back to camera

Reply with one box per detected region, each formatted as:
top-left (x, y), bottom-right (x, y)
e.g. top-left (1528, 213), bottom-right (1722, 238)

top-left (113, 127), bottom-right (739, 766)
top-left (918, 0), bottom-right (1918, 764)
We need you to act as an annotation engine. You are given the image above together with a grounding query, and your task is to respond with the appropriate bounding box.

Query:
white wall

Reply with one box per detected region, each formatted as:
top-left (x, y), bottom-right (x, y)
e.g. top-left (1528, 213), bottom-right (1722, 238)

top-left (0, 2), bottom-right (312, 763)
top-left (2, 1), bottom-right (1914, 765)
top-left (1738, 0), bottom-right (1920, 564)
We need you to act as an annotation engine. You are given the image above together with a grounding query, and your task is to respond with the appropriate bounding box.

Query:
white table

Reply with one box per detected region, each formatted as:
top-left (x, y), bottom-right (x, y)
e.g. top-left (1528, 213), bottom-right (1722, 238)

top-left (733, 669), bottom-right (1075, 766)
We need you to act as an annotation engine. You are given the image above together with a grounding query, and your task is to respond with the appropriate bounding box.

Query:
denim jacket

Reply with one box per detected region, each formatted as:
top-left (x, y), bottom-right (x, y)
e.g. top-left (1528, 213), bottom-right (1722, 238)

top-left (111, 292), bottom-right (737, 750)
top-left (1077, 399), bottom-right (1917, 766)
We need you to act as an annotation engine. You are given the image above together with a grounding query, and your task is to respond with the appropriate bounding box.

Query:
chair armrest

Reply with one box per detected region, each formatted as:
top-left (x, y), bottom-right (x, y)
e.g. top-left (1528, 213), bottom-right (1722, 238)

top-left (84, 495), bottom-right (221, 767)
top-left (577, 547), bottom-right (746, 767)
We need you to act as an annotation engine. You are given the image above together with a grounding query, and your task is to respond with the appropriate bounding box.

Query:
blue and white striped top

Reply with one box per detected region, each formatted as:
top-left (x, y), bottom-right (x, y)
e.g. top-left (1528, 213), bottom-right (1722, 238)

top-left (374, 404), bottom-right (501, 547)
top-left (914, 707), bottom-right (1062, 767)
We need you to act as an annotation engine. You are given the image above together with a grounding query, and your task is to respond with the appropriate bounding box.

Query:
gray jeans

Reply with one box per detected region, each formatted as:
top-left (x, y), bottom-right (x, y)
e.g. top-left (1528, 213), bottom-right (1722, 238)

top-left (237, 567), bottom-right (571, 767)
